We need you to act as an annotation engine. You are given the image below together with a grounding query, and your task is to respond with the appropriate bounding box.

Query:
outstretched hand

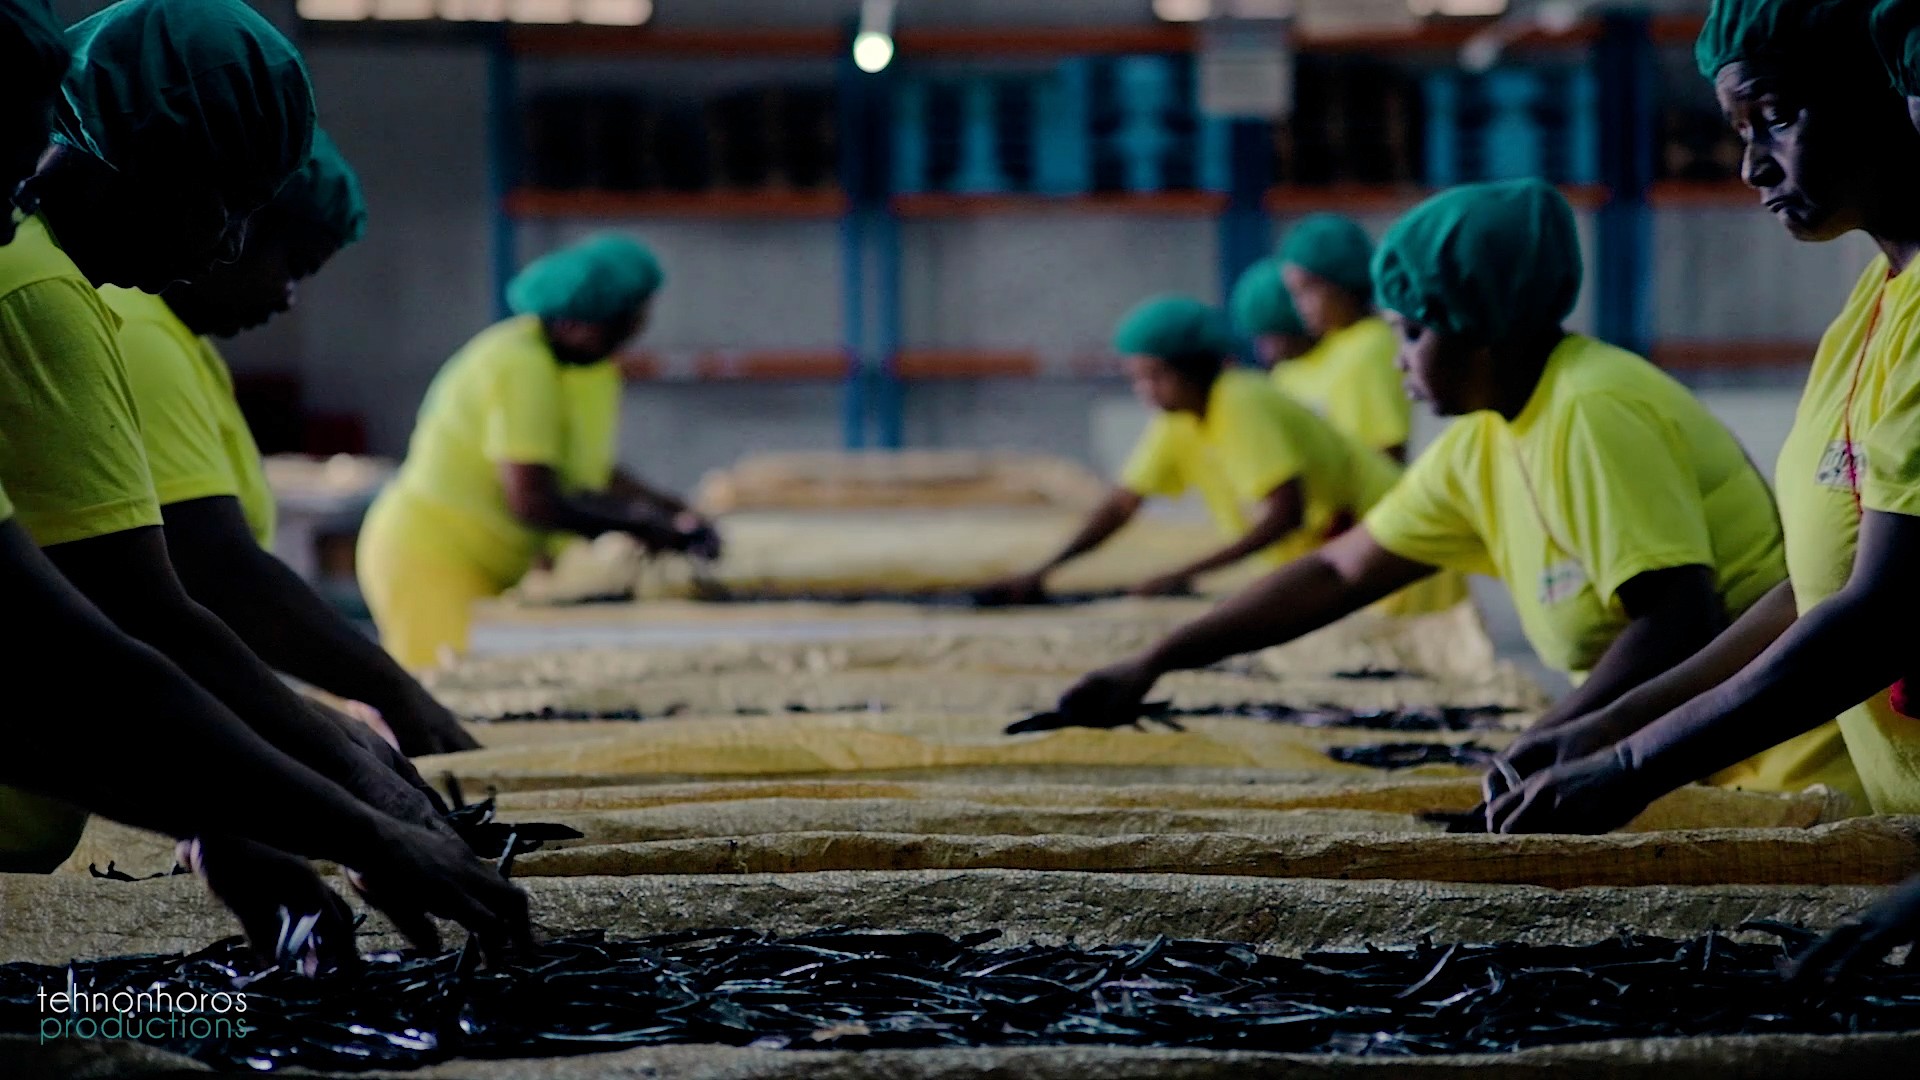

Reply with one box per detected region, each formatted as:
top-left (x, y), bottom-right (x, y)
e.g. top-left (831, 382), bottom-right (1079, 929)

top-left (344, 821), bottom-right (533, 957)
top-left (1787, 874), bottom-right (1920, 987)
top-left (972, 571), bottom-right (1048, 607)
top-left (1485, 748), bottom-right (1656, 835)
top-left (1043, 660), bottom-right (1159, 731)
top-left (182, 837), bottom-right (358, 975)
top-left (1129, 572), bottom-right (1194, 598)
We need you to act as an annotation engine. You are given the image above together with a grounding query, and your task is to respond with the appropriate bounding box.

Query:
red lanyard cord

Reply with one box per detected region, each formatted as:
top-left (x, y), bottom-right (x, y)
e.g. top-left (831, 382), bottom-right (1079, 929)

top-left (1843, 277), bottom-right (1891, 515)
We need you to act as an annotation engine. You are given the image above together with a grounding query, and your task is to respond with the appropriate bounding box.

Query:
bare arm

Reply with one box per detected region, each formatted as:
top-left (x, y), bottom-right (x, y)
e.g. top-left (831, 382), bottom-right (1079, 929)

top-left (1494, 581), bottom-right (1797, 788)
top-left (1492, 511), bottom-right (1920, 834)
top-left (1050, 527), bottom-right (1437, 724)
top-left (975, 488), bottom-right (1142, 602)
top-left (3, 521), bottom-right (390, 863)
top-left (609, 467), bottom-right (689, 516)
top-left (1136, 480), bottom-right (1304, 593)
top-left (1526, 565), bottom-right (1729, 731)
top-left (161, 496), bottom-right (476, 756)
top-left (42, 526), bottom-right (451, 835)
top-left (1043, 487), bottom-right (1144, 574)
top-left (500, 463), bottom-right (707, 553)
top-left (1, 520), bottom-right (528, 949)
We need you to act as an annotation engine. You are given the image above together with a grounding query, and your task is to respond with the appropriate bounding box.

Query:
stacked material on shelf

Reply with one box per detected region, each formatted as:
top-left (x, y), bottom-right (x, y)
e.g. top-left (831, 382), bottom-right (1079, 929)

top-left (694, 450), bottom-right (1112, 514)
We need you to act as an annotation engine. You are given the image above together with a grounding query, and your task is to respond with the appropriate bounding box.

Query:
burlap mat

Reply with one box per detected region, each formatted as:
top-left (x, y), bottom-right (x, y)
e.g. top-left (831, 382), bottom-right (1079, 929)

top-left (436, 605), bottom-right (1501, 690)
top-left (439, 666), bottom-right (1548, 724)
top-left (490, 776), bottom-right (1843, 832)
top-left (52, 777), bottom-right (1846, 884)
top-left (507, 817), bottom-right (1920, 887)
top-left (9, 1033), bottom-right (1919, 1078)
top-left (0, 870), bottom-right (1892, 965)
top-left (505, 509), bottom-right (1270, 606)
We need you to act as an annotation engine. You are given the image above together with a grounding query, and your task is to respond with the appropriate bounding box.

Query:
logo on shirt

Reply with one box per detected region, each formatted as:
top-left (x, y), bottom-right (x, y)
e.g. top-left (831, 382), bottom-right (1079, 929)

top-left (1815, 440), bottom-right (1865, 491)
top-left (1537, 559), bottom-right (1587, 606)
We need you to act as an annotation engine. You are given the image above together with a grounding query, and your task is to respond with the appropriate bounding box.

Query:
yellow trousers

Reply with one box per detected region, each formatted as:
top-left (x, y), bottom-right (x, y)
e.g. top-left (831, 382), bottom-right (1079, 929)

top-left (1710, 722), bottom-right (1865, 810)
top-left (357, 492), bottom-right (506, 672)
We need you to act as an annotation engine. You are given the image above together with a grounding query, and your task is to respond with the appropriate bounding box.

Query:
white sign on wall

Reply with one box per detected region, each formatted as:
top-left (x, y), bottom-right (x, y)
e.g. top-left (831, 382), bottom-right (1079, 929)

top-left (1197, 24), bottom-right (1294, 119)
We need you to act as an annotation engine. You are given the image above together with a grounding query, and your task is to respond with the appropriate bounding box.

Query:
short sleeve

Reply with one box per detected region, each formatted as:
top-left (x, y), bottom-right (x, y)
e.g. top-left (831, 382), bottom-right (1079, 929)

top-left (1556, 396), bottom-right (1716, 605)
top-left (0, 280), bottom-right (161, 547)
top-left (480, 344), bottom-right (566, 467)
top-left (1862, 336), bottom-right (1920, 518)
top-left (1328, 326), bottom-right (1413, 451)
top-left (1362, 422), bottom-right (1485, 572)
top-left (118, 319), bottom-right (238, 507)
top-left (1119, 416), bottom-right (1187, 498)
top-left (1210, 389), bottom-right (1306, 503)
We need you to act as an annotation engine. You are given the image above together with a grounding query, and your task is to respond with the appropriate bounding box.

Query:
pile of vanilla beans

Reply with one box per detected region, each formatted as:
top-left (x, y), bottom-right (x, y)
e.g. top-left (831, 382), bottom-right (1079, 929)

top-left (2, 925), bottom-right (1914, 1072)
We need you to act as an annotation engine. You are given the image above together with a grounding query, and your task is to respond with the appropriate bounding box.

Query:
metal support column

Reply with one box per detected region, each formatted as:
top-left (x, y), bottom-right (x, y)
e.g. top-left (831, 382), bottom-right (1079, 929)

top-left (1593, 13), bottom-right (1656, 357)
top-left (838, 27), bottom-right (903, 450)
top-left (873, 206), bottom-right (904, 449)
top-left (486, 29), bottom-right (519, 321)
top-left (1218, 119), bottom-right (1275, 317)
top-left (836, 39), bottom-right (874, 449)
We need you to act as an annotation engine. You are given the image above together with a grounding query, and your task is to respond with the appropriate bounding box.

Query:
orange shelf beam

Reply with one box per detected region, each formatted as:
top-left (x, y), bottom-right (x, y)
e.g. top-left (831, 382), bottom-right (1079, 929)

top-left (895, 350), bottom-right (1040, 380)
top-left (1649, 14), bottom-right (1707, 47)
top-left (508, 18), bottom-right (1603, 61)
top-left (615, 350), bottom-right (849, 381)
top-left (1265, 183), bottom-right (1608, 214)
top-left (893, 25), bottom-right (1198, 56)
top-left (1650, 341), bottom-right (1815, 370)
top-left (892, 191), bottom-right (1227, 218)
top-left (1647, 180), bottom-right (1753, 208)
top-left (505, 188), bottom-right (849, 219)
top-left (1296, 17), bottom-right (1599, 54)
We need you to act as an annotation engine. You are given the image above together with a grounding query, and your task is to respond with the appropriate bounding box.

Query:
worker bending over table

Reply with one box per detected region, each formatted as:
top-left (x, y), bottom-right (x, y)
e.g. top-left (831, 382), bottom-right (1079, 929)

top-left (0, 0), bottom-right (526, 960)
top-left (101, 130), bottom-right (475, 756)
top-left (359, 233), bottom-right (718, 670)
top-left (1273, 213), bottom-right (1414, 461)
top-left (978, 295), bottom-right (1463, 613)
top-left (1047, 179), bottom-right (1860, 806)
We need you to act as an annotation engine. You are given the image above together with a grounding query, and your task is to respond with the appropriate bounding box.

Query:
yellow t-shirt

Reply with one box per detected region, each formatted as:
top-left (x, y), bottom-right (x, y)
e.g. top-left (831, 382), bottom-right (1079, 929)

top-left (1365, 334), bottom-right (1853, 796)
top-left (0, 215), bottom-right (162, 548)
top-left (98, 287), bottom-right (276, 549)
top-left (1120, 367), bottom-right (1402, 567)
top-left (1271, 315), bottom-right (1411, 453)
top-left (1775, 255), bottom-right (1920, 814)
top-left (386, 315), bottom-right (623, 585)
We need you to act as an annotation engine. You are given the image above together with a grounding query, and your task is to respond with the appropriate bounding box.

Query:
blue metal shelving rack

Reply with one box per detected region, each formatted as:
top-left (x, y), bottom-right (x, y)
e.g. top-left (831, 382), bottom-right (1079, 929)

top-left (484, 18), bottom-right (1662, 450)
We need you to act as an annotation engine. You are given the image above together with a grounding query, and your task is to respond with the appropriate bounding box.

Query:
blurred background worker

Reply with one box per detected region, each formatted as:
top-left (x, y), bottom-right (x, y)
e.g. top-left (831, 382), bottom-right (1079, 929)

top-left (978, 295), bottom-right (1462, 613)
top-left (1275, 214), bottom-right (1414, 461)
top-left (1230, 256), bottom-right (1319, 371)
top-left (1051, 179), bottom-right (1859, 806)
top-left (357, 233), bottom-right (720, 670)
top-left (101, 131), bottom-right (478, 756)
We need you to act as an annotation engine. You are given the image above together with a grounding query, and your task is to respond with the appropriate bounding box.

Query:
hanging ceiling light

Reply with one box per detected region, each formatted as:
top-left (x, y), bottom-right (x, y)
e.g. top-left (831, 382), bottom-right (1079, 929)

top-left (1153, 0), bottom-right (1212, 21)
top-left (854, 0), bottom-right (896, 73)
top-left (578, 0), bottom-right (652, 25)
